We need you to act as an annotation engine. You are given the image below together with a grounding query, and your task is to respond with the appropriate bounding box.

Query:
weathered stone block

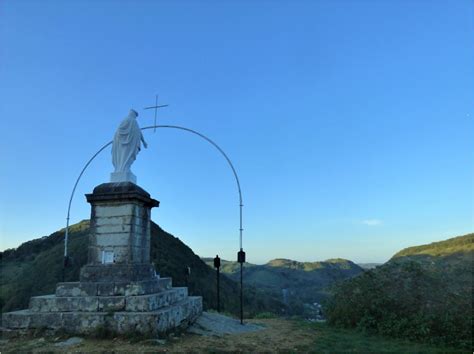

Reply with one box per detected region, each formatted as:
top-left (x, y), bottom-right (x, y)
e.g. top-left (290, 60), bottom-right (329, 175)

top-left (30, 295), bottom-right (99, 312)
top-left (1, 310), bottom-right (31, 329)
top-left (97, 282), bottom-right (115, 296)
top-left (95, 204), bottom-right (135, 218)
top-left (29, 312), bottom-right (64, 329)
top-left (80, 264), bottom-right (155, 282)
top-left (56, 283), bottom-right (81, 297)
top-left (122, 278), bottom-right (172, 296)
top-left (134, 217), bottom-right (145, 227)
top-left (123, 280), bottom-right (152, 296)
top-left (62, 312), bottom-right (106, 333)
top-left (59, 297), bottom-right (98, 312)
top-left (97, 296), bottom-right (126, 312)
top-left (29, 295), bottom-right (57, 312)
top-left (95, 215), bottom-right (134, 227)
top-left (81, 282), bottom-right (99, 296)
top-left (56, 282), bottom-right (97, 297)
top-left (96, 223), bottom-right (134, 235)
top-left (55, 278), bottom-right (172, 298)
top-left (125, 288), bottom-right (187, 312)
top-left (95, 232), bottom-right (131, 246)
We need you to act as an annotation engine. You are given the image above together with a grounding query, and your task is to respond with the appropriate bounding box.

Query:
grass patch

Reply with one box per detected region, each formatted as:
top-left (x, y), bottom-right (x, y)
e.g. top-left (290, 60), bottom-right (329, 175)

top-left (253, 312), bottom-right (278, 319)
top-left (301, 321), bottom-right (466, 353)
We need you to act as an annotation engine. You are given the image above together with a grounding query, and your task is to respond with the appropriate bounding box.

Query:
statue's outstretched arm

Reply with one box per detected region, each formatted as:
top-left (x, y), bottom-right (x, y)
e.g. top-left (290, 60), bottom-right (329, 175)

top-left (141, 133), bottom-right (148, 149)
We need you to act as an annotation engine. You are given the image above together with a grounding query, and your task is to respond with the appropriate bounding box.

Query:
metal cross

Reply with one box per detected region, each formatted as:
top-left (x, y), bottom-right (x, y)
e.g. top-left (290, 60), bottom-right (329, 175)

top-left (144, 94), bottom-right (169, 132)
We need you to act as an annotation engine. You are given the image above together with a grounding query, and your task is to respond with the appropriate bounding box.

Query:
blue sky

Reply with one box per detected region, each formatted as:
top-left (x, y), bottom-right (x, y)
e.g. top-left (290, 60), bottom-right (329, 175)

top-left (0, 0), bottom-right (472, 264)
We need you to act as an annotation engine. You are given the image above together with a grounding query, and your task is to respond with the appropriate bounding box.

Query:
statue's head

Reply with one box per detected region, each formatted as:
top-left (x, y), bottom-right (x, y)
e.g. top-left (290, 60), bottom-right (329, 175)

top-left (129, 109), bottom-right (139, 118)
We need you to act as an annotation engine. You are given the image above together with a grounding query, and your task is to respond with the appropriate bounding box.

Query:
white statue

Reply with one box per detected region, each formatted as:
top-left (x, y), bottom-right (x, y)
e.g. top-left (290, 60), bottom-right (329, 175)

top-left (110, 109), bottom-right (148, 184)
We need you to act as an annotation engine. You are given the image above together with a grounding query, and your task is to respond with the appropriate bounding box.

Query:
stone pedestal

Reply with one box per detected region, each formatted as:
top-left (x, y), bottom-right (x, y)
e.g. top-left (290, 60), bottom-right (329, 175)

top-left (81, 182), bottom-right (159, 282)
top-left (110, 171), bottom-right (137, 184)
top-left (86, 182), bottom-right (158, 265)
top-left (2, 182), bottom-right (202, 336)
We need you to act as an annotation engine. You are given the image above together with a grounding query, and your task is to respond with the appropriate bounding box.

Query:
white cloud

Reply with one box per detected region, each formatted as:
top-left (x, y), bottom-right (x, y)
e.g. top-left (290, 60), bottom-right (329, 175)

top-left (362, 219), bottom-right (382, 226)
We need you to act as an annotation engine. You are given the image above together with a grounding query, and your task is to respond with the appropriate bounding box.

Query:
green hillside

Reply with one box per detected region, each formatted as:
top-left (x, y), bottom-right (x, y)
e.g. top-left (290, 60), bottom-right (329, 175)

top-left (0, 220), bottom-right (282, 317)
top-left (201, 258), bottom-right (257, 274)
top-left (392, 233), bottom-right (474, 258)
top-left (325, 233), bottom-right (473, 349)
top-left (203, 256), bottom-right (364, 316)
top-left (266, 258), bottom-right (362, 271)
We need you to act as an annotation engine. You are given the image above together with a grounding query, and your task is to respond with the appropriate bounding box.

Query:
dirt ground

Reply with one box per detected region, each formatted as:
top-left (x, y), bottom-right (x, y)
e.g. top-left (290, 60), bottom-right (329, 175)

top-left (0, 318), bottom-right (315, 353)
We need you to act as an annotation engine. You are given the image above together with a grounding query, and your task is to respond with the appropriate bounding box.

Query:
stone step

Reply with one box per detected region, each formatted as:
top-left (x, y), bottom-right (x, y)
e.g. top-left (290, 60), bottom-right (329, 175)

top-left (55, 278), bottom-right (172, 297)
top-left (2, 297), bottom-right (203, 336)
top-left (79, 264), bottom-right (157, 282)
top-left (126, 287), bottom-right (187, 312)
top-left (30, 288), bottom-right (187, 313)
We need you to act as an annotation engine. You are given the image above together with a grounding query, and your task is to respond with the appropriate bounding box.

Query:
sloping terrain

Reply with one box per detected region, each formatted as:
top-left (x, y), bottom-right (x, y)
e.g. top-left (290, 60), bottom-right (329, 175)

top-left (392, 233), bottom-right (474, 259)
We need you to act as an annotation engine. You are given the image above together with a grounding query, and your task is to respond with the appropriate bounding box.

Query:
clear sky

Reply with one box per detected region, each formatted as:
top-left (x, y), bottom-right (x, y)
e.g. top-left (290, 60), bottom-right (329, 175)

top-left (0, 0), bottom-right (472, 264)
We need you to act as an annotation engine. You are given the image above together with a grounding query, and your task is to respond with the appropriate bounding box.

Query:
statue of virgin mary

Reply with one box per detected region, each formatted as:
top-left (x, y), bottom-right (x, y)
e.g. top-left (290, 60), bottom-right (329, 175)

top-left (110, 109), bottom-right (148, 183)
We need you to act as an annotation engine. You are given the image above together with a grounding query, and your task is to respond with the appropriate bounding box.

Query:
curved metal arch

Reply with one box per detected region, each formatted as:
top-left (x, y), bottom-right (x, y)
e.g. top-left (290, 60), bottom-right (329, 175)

top-left (64, 125), bottom-right (244, 259)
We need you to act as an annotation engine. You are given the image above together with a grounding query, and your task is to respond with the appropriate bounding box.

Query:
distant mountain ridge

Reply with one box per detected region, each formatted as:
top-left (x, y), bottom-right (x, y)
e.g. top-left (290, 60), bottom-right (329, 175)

top-left (265, 258), bottom-right (360, 271)
top-left (203, 255), bottom-right (364, 315)
top-left (202, 257), bottom-right (362, 272)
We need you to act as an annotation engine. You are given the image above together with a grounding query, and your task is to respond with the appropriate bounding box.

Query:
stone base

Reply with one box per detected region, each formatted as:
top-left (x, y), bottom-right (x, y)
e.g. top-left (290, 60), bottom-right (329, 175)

top-left (1, 277), bottom-right (203, 336)
top-left (110, 171), bottom-right (136, 184)
top-left (56, 278), bottom-right (172, 297)
top-left (2, 297), bottom-right (202, 336)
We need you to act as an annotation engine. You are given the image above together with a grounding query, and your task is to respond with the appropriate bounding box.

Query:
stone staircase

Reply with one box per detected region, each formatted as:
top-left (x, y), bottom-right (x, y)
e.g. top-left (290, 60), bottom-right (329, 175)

top-left (2, 277), bottom-right (202, 335)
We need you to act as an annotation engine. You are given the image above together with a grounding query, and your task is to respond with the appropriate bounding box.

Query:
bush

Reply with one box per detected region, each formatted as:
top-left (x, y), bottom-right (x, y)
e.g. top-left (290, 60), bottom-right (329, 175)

top-left (325, 259), bottom-right (473, 349)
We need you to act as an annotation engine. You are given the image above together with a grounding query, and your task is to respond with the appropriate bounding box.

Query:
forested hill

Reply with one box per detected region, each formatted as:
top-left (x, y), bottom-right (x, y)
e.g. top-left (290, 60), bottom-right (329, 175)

top-left (265, 258), bottom-right (362, 272)
top-left (203, 256), bottom-right (364, 313)
top-left (392, 233), bottom-right (473, 259)
top-left (325, 232), bottom-right (473, 349)
top-left (202, 257), bottom-right (363, 275)
top-left (0, 220), bottom-right (282, 317)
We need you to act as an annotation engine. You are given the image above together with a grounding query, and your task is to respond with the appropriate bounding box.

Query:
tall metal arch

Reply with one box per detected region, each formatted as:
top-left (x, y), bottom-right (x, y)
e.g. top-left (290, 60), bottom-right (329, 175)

top-left (64, 125), bottom-right (244, 260)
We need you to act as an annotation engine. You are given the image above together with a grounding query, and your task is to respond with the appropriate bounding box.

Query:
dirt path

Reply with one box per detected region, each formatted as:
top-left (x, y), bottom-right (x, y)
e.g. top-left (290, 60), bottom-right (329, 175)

top-left (187, 311), bottom-right (264, 336)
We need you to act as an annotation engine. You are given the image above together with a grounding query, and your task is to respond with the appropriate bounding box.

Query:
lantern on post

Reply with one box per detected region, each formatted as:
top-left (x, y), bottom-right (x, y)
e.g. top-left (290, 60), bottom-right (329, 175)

top-left (184, 266), bottom-right (191, 288)
top-left (237, 249), bottom-right (246, 324)
top-left (213, 255), bottom-right (221, 312)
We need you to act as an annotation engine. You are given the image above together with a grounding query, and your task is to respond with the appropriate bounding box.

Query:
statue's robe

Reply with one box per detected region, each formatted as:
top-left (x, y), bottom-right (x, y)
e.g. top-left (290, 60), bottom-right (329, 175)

top-left (112, 112), bottom-right (143, 173)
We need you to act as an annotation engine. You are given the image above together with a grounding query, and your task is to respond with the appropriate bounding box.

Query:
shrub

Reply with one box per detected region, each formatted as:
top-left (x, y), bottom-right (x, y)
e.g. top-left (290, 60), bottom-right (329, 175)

top-left (325, 258), bottom-right (473, 349)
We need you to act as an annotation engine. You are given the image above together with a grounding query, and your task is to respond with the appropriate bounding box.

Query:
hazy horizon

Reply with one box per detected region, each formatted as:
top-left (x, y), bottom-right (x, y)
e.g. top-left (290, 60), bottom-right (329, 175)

top-left (1, 218), bottom-right (471, 265)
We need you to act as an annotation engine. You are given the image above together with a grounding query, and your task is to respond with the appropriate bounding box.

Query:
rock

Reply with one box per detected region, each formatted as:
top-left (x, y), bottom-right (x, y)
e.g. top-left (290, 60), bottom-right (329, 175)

top-left (54, 337), bottom-right (84, 347)
top-left (187, 312), bottom-right (264, 337)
